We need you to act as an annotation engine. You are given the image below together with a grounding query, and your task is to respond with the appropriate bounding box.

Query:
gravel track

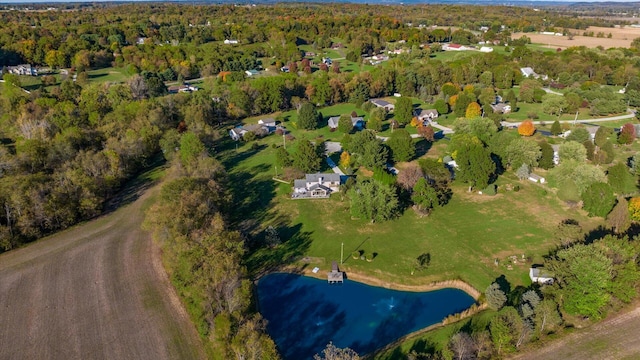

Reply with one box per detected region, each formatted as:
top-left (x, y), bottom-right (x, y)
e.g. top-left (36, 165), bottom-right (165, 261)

top-left (0, 188), bottom-right (204, 360)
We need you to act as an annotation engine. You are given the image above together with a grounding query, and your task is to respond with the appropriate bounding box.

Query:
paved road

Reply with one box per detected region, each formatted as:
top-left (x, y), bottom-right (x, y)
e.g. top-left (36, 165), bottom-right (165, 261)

top-left (0, 186), bottom-right (205, 360)
top-left (326, 156), bottom-right (345, 175)
top-left (502, 109), bottom-right (636, 127)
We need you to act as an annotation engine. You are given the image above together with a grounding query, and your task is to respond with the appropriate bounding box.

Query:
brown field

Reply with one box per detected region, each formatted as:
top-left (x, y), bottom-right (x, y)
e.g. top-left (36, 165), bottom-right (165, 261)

top-left (513, 26), bottom-right (640, 49)
top-left (0, 186), bottom-right (205, 360)
top-left (512, 303), bottom-right (640, 360)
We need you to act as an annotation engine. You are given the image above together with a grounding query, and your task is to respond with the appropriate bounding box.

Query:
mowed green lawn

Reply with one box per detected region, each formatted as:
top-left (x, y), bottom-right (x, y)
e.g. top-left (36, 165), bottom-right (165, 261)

top-left (222, 136), bottom-right (600, 292)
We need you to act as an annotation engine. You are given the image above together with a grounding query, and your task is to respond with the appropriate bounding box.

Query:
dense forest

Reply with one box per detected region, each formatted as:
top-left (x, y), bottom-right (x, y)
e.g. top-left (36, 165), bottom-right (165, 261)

top-left (2, 2), bottom-right (640, 359)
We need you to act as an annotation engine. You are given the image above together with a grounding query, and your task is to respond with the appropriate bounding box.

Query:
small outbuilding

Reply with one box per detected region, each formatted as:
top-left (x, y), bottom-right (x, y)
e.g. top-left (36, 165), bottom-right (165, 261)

top-left (528, 173), bottom-right (545, 184)
top-left (529, 267), bottom-right (554, 285)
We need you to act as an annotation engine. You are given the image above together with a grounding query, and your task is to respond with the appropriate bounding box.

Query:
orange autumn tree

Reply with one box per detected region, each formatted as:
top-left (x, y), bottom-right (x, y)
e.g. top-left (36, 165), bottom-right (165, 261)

top-left (630, 197), bottom-right (640, 222)
top-left (518, 120), bottom-right (536, 136)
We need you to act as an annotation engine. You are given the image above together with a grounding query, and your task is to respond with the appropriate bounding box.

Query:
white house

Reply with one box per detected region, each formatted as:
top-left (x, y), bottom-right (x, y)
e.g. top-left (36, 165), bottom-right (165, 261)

top-left (415, 109), bottom-right (439, 122)
top-left (6, 64), bottom-right (37, 76)
top-left (224, 39), bottom-right (239, 45)
top-left (529, 267), bottom-right (554, 285)
top-left (479, 46), bottom-right (494, 53)
top-left (292, 173), bottom-right (341, 198)
top-left (520, 67), bottom-right (537, 78)
top-left (245, 69), bottom-right (259, 77)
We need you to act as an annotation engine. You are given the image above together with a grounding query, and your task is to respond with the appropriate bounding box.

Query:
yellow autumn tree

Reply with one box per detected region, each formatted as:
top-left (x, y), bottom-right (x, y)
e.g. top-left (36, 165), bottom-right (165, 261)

top-left (339, 151), bottom-right (351, 169)
top-left (630, 197), bottom-right (640, 221)
top-left (518, 120), bottom-right (536, 137)
top-left (410, 116), bottom-right (421, 127)
top-left (465, 102), bottom-right (482, 118)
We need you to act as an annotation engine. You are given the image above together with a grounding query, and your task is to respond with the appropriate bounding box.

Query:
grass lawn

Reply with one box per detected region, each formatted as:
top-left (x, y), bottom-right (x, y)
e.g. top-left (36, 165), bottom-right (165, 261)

top-left (87, 67), bottom-right (131, 83)
top-left (219, 135), bottom-right (601, 294)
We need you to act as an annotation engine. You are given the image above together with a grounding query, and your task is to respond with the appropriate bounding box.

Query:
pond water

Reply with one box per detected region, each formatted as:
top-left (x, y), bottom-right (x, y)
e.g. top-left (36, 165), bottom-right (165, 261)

top-left (257, 273), bottom-right (475, 359)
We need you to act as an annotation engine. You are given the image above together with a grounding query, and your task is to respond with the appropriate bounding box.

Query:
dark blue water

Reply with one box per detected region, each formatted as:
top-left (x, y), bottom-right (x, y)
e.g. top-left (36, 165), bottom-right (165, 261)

top-left (257, 273), bottom-right (475, 359)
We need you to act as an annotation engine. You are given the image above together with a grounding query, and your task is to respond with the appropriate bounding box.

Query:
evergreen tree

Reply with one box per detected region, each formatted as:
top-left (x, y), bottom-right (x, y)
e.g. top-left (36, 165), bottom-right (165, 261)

top-left (387, 129), bottom-right (415, 162)
top-left (456, 142), bottom-right (495, 191)
top-left (394, 97), bottom-right (413, 125)
top-left (338, 114), bottom-right (353, 133)
top-left (292, 139), bottom-right (322, 173)
top-left (550, 120), bottom-right (562, 135)
top-left (582, 182), bottom-right (616, 217)
top-left (298, 102), bottom-right (319, 130)
top-left (538, 141), bottom-right (555, 169)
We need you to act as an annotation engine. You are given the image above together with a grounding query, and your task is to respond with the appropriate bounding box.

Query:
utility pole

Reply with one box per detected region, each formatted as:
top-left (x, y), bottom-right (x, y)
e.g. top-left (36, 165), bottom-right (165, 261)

top-left (341, 242), bottom-right (344, 265)
top-left (283, 133), bottom-right (286, 149)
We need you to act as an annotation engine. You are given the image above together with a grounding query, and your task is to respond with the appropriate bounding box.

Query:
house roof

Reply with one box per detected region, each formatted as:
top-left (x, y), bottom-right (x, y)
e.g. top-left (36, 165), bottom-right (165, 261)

top-left (418, 109), bottom-right (438, 117)
top-left (328, 116), bottom-right (340, 128)
top-left (529, 173), bottom-right (544, 180)
top-left (294, 179), bottom-right (307, 189)
top-left (530, 267), bottom-right (554, 278)
top-left (308, 183), bottom-right (331, 192)
top-left (306, 173), bottom-right (341, 183)
top-left (243, 124), bottom-right (267, 132)
top-left (371, 99), bottom-right (392, 107)
top-left (521, 67), bottom-right (536, 77)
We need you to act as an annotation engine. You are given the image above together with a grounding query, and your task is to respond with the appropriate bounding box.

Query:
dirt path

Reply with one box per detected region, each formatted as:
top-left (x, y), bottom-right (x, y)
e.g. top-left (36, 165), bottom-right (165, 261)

top-left (0, 187), bottom-right (205, 360)
top-left (512, 304), bottom-right (640, 360)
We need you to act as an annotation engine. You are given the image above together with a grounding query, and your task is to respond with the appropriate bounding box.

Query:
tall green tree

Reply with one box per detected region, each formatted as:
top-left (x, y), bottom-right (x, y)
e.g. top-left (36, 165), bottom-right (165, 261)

top-left (411, 178), bottom-right (439, 213)
top-left (504, 138), bottom-right (541, 170)
top-left (456, 141), bottom-right (495, 191)
top-left (348, 180), bottom-right (399, 222)
top-left (549, 244), bottom-right (612, 319)
top-left (338, 114), bottom-right (353, 133)
top-left (394, 96), bottom-right (413, 125)
top-left (291, 139), bottom-right (322, 173)
top-left (607, 162), bottom-right (637, 195)
top-left (538, 140), bottom-right (555, 169)
top-left (387, 129), bottom-right (415, 162)
top-left (298, 102), bottom-right (319, 130)
top-left (581, 182), bottom-right (615, 217)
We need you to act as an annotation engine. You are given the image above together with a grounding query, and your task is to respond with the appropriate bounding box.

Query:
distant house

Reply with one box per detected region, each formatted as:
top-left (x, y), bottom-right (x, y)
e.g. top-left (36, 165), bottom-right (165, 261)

top-left (528, 173), bottom-right (545, 184)
top-left (370, 99), bottom-right (395, 111)
top-left (585, 126), bottom-right (599, 141)
top-left (245, 69), bottom-right (259, 77)
top-left (136, 37), bottom-right (147, 45)
top-left (6, 64), bottom-right (37, 76)
top-left (551, 144), bottom-right (560, 165)
top-left (280, 65), bottom-right (290, 73)
top-left (292, 173), bottom-right (341, 199)
top-left (327, 116), bottom-right (365, 130)
top-left (529, 267), bottom-right (554, 285)
top-left (229, 122), bottom-right (275, 141)
top-left (224, 39), bottom-right (239, 45)
top-left (168, 84), bottom-right (199, 94)
top-left (304, 51), bottom-right (316, 57)
top-left (442, 43), bottom-right (474, 51)
top-left (415, 109), bottom-right (439, 122)
top-left (322, 57), bottom-right (333, 65)
top-left (479, 46), bottom-right (493, 53)
top-left (490, 103), bottom-right (511, 114)
top-left (520, 67), bottom-right (537, 78)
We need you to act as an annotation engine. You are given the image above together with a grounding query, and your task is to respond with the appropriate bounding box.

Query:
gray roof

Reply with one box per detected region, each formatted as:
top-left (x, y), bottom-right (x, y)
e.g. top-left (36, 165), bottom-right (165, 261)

top-left (521, 67), bottom-right (536, 77)
top-left (294, 179), bottom-right (307, 189)
top-left (371, 99), bottom-right (391, 107)
top-left (328, 116), bottom-right (340, 128)
top-left (306, 173), bottom-right (341, 183)
top-left (308, 183), bottom-right (331, 191)
top-left (418, 109), bottom-right (438, 117)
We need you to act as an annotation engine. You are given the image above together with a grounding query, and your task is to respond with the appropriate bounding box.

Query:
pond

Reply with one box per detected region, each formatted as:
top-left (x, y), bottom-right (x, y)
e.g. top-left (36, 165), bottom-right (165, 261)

top-left (257, 273), bottom-right (475, 359)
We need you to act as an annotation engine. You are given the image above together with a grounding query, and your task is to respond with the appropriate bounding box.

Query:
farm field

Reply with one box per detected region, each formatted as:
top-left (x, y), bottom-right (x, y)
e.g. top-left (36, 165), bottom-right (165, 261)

top-left (512, 25), bottom-right (640, 49)
top-left (0, 170), bottom-right (205, 360)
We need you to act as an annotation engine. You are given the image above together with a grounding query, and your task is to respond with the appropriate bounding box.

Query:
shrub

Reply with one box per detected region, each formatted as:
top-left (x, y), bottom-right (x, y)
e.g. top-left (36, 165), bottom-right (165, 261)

top-left (483, 184), bottom-right (497, 195)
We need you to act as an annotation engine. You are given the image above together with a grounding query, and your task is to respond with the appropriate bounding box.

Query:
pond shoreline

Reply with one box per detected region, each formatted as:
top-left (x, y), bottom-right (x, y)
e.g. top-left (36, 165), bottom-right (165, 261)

top-left (265, 265), bottom-right (482, 301)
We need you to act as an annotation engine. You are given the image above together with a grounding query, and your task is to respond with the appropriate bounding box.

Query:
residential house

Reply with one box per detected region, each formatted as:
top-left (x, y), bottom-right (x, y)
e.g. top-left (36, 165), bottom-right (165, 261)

top-left (551, 144), bottom-right (560, 165)
top-left (370, 99), bottom-right (395, 111)
top-left (304, 51), bottom-right (316, 57)
top-left (520, 67), bottom-right (537, 78)
top-left (442, 43), bottom-right (474, 51)
top-left (136, 37), bottom-right (147, 45)
top-left (327, 116), bottom-right (365, 130)
top-left (490, 103), bottom-right (511, 114)
top-left (322, 57), bottom-right (333, 65)
top-left (245, 69), bottom-right (259, 77)
top-left (292, 173), bottom-right (341, 198)
top-left (224, 39), bottom-right (239, 45)
top-left (280, 65), bottom-right (290, 73)
top-left (585, 126), bottom-right (599, 141)
top-left (479, 46), bottom-right (494, 53)
top-left (229, 122), bottom-right (275, 141)
top-left (415, 109), bottom-right (439, 123)
top-left (6, 64), bottom-right (37, 76)
top-left (168, 84), bottom-right (199, 94)
top-left (529, 267), bottom-right (554, 285)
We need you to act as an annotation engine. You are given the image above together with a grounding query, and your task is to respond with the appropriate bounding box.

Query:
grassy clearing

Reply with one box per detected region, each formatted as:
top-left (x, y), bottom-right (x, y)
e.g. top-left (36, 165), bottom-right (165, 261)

top-left (219, 134), bottom-right (600, 292)
top-left (87, 67), bottom-right (131, 83)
